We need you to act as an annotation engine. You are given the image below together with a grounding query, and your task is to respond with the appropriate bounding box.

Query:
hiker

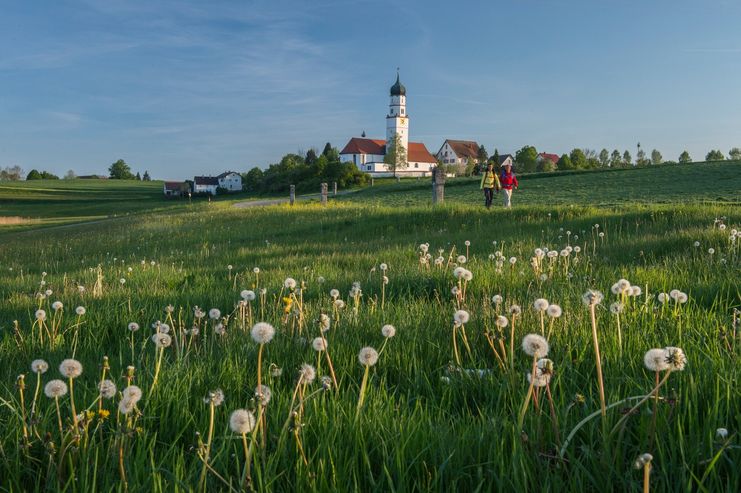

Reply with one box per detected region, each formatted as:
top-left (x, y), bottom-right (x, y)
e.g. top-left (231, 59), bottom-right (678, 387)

top-left (500, 162), bottom-right (519, 208)
top-left (479, 162), bottom-right (501, 209)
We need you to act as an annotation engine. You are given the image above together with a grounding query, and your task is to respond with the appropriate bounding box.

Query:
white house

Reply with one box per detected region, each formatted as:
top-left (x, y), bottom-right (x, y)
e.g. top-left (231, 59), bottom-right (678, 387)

top-left (193, 176), bottom-right (219, 195)
top-left (436, 140), bottom-right (480, 167)
top-left (339, 73), bottom-right (437, 177)
top-left (498, 154), bottom-right (514, 168)
top-left (217, 171), bottom-right (242, 191)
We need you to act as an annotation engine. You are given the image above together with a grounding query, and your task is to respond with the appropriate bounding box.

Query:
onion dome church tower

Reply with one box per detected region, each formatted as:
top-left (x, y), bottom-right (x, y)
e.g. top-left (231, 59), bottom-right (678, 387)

top-left (386, 71), bottom-right (409, 159)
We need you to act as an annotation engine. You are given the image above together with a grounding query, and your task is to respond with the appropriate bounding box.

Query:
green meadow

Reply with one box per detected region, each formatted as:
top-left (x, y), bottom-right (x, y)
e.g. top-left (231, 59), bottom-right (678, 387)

top-left (0, 163), bottom-right (739, 492)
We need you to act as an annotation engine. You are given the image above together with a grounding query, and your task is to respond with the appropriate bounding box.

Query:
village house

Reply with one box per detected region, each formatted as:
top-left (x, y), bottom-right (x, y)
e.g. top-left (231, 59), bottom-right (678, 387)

top-left (435, 140), bottom-right (481, 167)
top-left (340, 73), bottom-right (437, 177)
top-left (537, 153), bottom-right (560, 167)
top-left (193, 176), bottom-right (219, 195)
top-left (163, 181), bottom-right (190, 197)
top-left (217, 171), bottom-right (242, 191)
top-left (497, 154), bottom-right (515, 168)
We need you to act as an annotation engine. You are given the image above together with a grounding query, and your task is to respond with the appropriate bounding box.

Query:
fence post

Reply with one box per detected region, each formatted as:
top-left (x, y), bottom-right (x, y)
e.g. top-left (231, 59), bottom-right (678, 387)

top-left (432, 167), bottom-right (445, 204)
top-left (321, 182), bottom-right (328, 206)
top-left (333, 181), bottom-right (337, 196)
top-left (371, 178), bottom-right (374, 187)
top-left (290, 185), bottom-right (295, 206)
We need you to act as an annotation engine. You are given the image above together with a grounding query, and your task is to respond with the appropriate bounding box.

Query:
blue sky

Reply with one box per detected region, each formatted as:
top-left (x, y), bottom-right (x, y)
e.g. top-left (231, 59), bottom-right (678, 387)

top-left (1, 0), bottom-right (740, 179)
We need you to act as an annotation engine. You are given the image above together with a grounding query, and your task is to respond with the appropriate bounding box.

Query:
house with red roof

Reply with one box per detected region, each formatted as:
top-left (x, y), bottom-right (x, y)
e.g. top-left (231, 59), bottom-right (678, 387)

top-left (435, 140), bottom-right (480, 167)
top-left (537, 153), bottom-right (560, 166)
top-left (340, 73), bottom-right (437, 177)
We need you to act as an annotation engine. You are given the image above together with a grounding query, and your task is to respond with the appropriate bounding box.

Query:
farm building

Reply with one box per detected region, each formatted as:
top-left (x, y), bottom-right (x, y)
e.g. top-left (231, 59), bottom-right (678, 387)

top-left (163, 181), bottom-right (190, 197)
top-left (217, 171), bottom-right (242, 191)
top-left (193, 176), bottom-right (219, 195)
top-left (435, 140), bottom-right (481, 167)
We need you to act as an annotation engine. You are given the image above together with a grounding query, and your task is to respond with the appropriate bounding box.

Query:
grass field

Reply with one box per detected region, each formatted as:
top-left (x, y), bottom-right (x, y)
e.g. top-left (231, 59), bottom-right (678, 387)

top-left (0, 164), bottom-right (739, 492)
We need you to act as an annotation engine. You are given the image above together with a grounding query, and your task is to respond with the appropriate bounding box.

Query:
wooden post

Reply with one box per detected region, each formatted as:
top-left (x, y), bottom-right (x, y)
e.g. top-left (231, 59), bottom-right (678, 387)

top-left (333, 181), bottom-right (337, 196)
top-left (321, 183), bottom-right (328, 206)
top-left (290, 185), bottom-right (295, 206)
top-left (396, 176), bottom-right (401, 183)
top-left (432, 167), bottom-right (445, 205)
top-left (371, 178), bottom-right (374, 187)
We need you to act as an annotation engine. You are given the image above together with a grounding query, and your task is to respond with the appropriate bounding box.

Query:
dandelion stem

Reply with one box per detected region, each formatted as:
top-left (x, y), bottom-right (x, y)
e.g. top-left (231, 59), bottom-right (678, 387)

top-left (589, 303), bottom-right (607, 418)
top-left (611, 370), bottom-right (673, 436)
top-left (68, 378), bottom-right (79, 438)
top-left (148, 346), bottom-right (165, 400)
top-left (643, 461), bottom-right (651, 493)
top-left (517, 355), bottom-right (538, 430)
top-left (452, 325), bottom-right (461, 366)
top-left (198, 401), bottom-right (216, 491)
top-left (356, 365), bottom-right (370, 418)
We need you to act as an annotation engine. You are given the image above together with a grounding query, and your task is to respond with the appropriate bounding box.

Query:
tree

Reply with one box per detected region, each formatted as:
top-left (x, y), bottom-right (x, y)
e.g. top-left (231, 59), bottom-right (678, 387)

top-left (515, 145), bottom-right (538, 173)
top-left (143, 171), bottom-right (151, 181)
top-left (610, 149), bottom-right (622, 167)
top-left (383, 133), bottom-right (408, 177)
top-left (0, 165), bottom-right (24, 180)
top-left (636, 149), bottom-right (648, 166)
top-left (557, 154), bottom-right (574, 171)
top-left (322, 142), bottom-right (333, 157)
top-left (489, 148), bottom-right (500, 166)
top-left (26, 169), bottom-right (42, 180)
top-left (623, 150), bottom-right (632, 166)
top-left (305, 149), bottom-right (318, 166)
top-left (477, 145), bottom-right (488, 164)
top-left (64, 169), bottom-right (76, 179)
top-left (705, 150), bottom-right (724, 161)
top-left (729, 147), bottom-right (741, 161)
top-left (40, 171), bottom-right (59, 179)
top-left (651, 149), bottom-right (663, 165)
top-left (109, 159), bottom-right (135, 180)
top-left (136, 172), bottom-right (141, 180)
top-left (569, 148), bottom-right (587, 169)
top-left (538, 157), bottom-right (557, 172)
top-left (678, 151), bottom-right (692, 163)
top-left (242, 167), bottom-right (265, 192)
top-left (599, 149), bottom-right (609, 167)
top-left (464, 158), bottom-right (477, 176)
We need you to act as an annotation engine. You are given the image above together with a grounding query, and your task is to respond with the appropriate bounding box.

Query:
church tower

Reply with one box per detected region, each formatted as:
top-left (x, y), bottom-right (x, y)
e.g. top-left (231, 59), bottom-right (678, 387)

top-left (386, 71), bottom-right (409, 160)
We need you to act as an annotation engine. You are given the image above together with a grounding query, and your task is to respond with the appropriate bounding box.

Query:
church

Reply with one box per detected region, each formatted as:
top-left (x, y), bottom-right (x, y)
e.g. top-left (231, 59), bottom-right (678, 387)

top-left (339, 73), bottom-right (437, 177)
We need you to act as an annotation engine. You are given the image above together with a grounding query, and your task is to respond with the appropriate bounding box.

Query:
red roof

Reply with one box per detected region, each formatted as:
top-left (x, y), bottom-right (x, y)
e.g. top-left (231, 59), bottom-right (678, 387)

top-left (340, 137), bottom-right (437, 163)
top-left (539, 153), bottom-right (560, 163)
top-left (442, 139), bottom-right (479, 159)
top-left (164, 181), bottom-right (185, 190)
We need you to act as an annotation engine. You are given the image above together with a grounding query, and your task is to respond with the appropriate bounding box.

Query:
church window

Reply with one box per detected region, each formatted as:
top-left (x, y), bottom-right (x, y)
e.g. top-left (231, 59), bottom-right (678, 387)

top-left (401, 109), bottom-right (404, 115)
top-left (414, 163), bottom-right (419, 168)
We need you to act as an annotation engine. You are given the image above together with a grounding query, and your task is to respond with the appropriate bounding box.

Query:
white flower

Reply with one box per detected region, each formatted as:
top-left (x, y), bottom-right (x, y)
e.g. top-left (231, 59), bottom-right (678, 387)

top-left (253, 267), bottom-right (260, 274)
top-left (52, 301), bottom-right (63, 311)
top-left (509, 257), bottom-right (517, 265)
top-left (251, 322), bottom-right (276, 344)
top-left (31, 359), bottom-right (49, 374)
top-left (610, 302), bottom-right (624, 314)
top-left (634, 453), bottom-right (653, 469)
top-left (312, 337), bottom-right (328, 351)
top-left (157, 323), bottom-right (170, 334)
top-left (319, 313), bottom-right (331, 332)
top-left (334, 299), bottom-right (345, 309)
top-left (209, 308), bottom-right (221, 320)
top-left (677, 292), bottom-right (688, 304)
top-left (457, 255), bottom-right (467, 264)
top-left (657, 293), bottom-right (669, 304)
top-left (241, 290), bottom-right (256, 301)
top-left (358, 347), bottom-right (379, 366)
top-left (329, 289), bottom-right (340, 299)
top-left (546, 304), bottom-right (562, 318)
top-left (573, 246), bottom-right (581, 253)
top-left (453, 310), bottom-right (470, 325)
top-left (533, 298), bottom-right (549, 311)
top-left (419, 243), bottom-right (429, 253)
top-left (644, 349), bottom-right (670, 372)
top-left (128, 322), bottom-right (140, 332)
top-left (521, 334), bottom-right (549, 357)
top-left (44, 379), bottom-right (68, 398)
top-left (151, 333), bottom-right (172, 348)
top-left (716, 428), bottom-right (729, 440)
top-left (299, 364), bottom-right (316, 384)
top-left (491, 295), bottom-right (503, 305)
top-left (59, 359), bottom-right (83, 379)
top-left (708, 248), bottom-right (715, 255)
top-left (693, 241), bottom-right (700, 247)
top-left (119, 278), bottom-right (126, 285)
top-left (230, 409), bottom-right (256, 434)
top-left (509, 304), bottom-right (522, 316)
top-left (379, 263), bottom-right (388, 271)
top-left (631, 286), bottom-right (642, 297)
top-left (99, 380), bottom-right (117, 399)
top-left (381, 324), bottom-right (396, 338)
top-left (464, 240), bottom-right (471, 246)
top-left (495, 315), bottom-right (508, 328)
top-left (227, 265), bottom-right (233, 270)
top-left (35, 309), bottom-right (47, 321)
top-left (453, 267), bottom-right (466, 279)
top-left (75, 306), bottom-right (86, 316)
top-left (118, 398), bottom-right (136, 414)
top-left (669, 289), bottom-right (680, 300)
top-left (461, 269), bottom-right (473, 282)
top-left (617, 279), bottom-right (631, 292)
top-left (284, 277), bottom-right (297, 289)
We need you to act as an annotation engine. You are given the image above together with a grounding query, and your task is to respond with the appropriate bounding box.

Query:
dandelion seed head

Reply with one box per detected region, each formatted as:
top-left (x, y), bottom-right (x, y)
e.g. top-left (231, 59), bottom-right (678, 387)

top-left (664, 346), bottom-right (687, 371)
top-left (453, 267), bottom-right (466, 279)
top-left (358, 347), bottom-right (379, 366)
top-left (574, 246), bottom-right (581, 253)
top-left (44, 379), bottom-right (68, 398)
top-left (312, 337), bottom-right (328, 351)
top-left (644, 349), bottom-right (669, 372)
top-left (284, 277), bottom-right (297, 289)
top-left (533, 298), bottom-right (549, 311)
top-left (241, 290), bottom-right (256, 301)
top-left (379, 263), bottom-right (388, 271)
top-left (214, 323), bottom-right (226, 336)
top-left (657, 293), bottom-right (669, 304)
top-left (59, 359), bottom-right (83, 379)
top-left (526, 368), bottom-right (551, 387)
top-left (128, 322), bottom-right (140, 332)
top-left (299, 364), bottom-right (316, 384)
top-left (610, 302), bottom-right (624, 314)
top-left (457, 255), bottom-right (467, 264)
top-left (255, 385), bottom-right (272, 404)
top-left (631, 286), bottom-right (642, 297)
top-left (30, 358), bottom-right (49, 374)
top-left (158, 323), bottom-right (170, 334)
top-left (52, 301), bottom-right (63, 311)
top-left (461, 269), bottom-right (473, 282)
top-left (35, 309), bottom-right (47, 321)
top-left (634, 453), bottom-right (653, 469)
top-left (522, 334), bottom-right (549, 357)
top-left (334, 299), bottom-right (345, 309)
top-left (669, 289), bottom-right (680, 300)
top-left (329, 289), bottom-right (340, 299)
top-left (453, 310), bottom-right (470, 325)
top-left (582, 290), bottom-right (604, 306)
top-left (204, 389), bottom-right (225, 406)
top-left (99, 380), bottom-right (117, 399)
top-left (229, 409), bottom-right (256, 434)
top-left (208, 308), bottom-right (221, 320)
top-left (491, 294), bottom-right (503, 305)
top-left (716, 428), bottom-right (728, 440)
top-left (539, 273), bottom-right (548, 281)
top-left (708, 248), bottom-right (715, 255)
top-left (381, 324), bottom-right (396, 338)
top-left (251, 322), bottom-right (275, 344)
top-left (677, 292), bottom-right (688, 304)
top-left (151, 333), bottom-right (172, 348)
top-left (118, 398), bottom-right (136, 414)
top-left (546, 304), bottom-right (562, 318)
top-left (75, 306), bottom-right (86, 316)
top-left (495, 315), bottom-right (509, 328)
top-left (509, 304), bottom-right (522, 316)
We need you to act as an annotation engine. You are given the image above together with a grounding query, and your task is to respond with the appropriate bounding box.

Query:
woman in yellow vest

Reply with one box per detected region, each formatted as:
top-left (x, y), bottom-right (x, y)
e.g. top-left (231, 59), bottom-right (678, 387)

top-left (479, 162), bottom-right (501, 209)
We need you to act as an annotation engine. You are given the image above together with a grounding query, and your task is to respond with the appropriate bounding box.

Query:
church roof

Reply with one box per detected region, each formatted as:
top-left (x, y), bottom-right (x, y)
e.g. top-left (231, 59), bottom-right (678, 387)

top-left (443, 139), bottom-right (480, 159)
top-left (340, 137), bottom-right (437, 164)
top-left (390, 74), bottom-right (406, 96)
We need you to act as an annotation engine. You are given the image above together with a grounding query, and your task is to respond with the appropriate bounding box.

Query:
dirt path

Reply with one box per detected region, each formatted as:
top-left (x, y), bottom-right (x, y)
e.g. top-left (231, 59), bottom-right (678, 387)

top-left (232, 189), bottom-right (357, 208)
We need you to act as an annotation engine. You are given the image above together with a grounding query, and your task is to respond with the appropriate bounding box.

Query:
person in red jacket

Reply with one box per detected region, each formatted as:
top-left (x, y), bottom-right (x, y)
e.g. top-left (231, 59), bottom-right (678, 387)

top-left (499, 162), bottom-right (519, 208)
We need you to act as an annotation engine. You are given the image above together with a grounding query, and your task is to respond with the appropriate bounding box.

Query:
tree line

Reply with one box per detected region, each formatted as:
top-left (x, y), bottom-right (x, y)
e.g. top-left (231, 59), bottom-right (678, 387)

top-left (242, 143), bottom-right (368, 194)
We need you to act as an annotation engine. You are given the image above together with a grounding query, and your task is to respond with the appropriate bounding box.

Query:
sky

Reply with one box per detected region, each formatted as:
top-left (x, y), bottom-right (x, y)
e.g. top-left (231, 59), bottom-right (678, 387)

top-left (1, 0), bottom-right (740, 179)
